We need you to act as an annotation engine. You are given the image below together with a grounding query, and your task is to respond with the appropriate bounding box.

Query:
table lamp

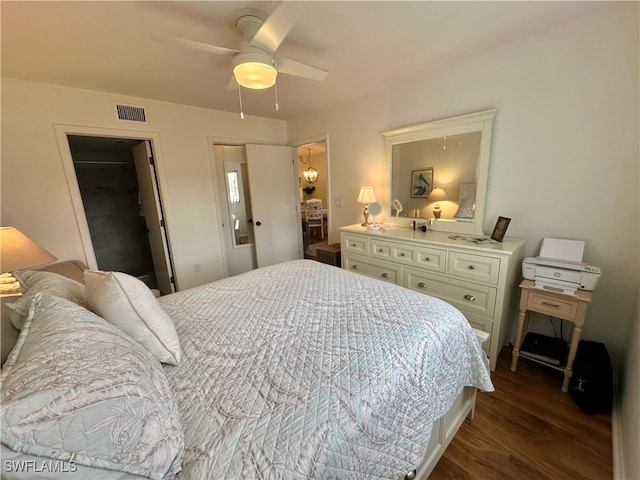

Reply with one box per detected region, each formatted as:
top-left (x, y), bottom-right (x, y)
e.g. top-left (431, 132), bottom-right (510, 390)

top-left (357, 186), bottom-right (376, 226)
top-left (429, 188), bottom-right (448, 219)
top-left (0, 226), bottom-right (57, 295)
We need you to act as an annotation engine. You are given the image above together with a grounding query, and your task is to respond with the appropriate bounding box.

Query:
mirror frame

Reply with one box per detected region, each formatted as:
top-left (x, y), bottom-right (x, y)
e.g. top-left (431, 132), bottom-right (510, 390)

top-left (382, 109), bottom-right (497, 235)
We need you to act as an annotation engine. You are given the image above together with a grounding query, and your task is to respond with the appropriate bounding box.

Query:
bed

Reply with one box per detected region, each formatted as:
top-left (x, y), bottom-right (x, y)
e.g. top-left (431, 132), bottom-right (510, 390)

top-left (1, 259), bottom-right (493, 479)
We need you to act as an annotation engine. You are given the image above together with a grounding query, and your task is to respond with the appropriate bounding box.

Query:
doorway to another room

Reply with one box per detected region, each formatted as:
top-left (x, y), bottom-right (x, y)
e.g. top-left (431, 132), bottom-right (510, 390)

top-left (66, 135), bottom-right (175, 294)
top-left (297, 141), bottom-right (329, 260)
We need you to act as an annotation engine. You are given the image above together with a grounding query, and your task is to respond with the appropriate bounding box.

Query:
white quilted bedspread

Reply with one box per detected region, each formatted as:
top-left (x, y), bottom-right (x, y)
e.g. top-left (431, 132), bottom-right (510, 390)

top-left (159, 260), bottom-right (493, 480)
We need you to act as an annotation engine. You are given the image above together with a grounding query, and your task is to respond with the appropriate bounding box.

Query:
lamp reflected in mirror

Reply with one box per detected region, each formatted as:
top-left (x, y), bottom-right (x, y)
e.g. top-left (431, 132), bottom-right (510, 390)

top-left (429, 188), bottom-right (448, 218)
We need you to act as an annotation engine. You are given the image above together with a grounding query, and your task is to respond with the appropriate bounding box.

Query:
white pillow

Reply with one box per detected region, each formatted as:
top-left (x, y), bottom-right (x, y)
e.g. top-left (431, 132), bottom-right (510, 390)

top-left (84, 270), bottom-right (181, 365)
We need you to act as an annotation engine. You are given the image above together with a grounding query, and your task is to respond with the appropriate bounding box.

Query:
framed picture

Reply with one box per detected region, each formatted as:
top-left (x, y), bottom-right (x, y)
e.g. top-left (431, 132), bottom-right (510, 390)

top-left (490, 216), bottom-right (511, 242)
top-left (410, 168), bottom-right (433, 198)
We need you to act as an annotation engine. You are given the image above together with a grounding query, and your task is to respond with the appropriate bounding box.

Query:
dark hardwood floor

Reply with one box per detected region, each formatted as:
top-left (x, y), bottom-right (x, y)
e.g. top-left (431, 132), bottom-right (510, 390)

top-left (431, 346), bottom-right (612, 480)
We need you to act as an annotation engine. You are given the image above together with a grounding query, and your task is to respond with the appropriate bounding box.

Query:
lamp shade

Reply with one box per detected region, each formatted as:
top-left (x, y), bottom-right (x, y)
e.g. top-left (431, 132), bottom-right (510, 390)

top-left (428, 187), bottom-right (448, 201)
top-left (0, 226), bottom-right (57, 272)
top-left (357, 186), bottom-right (376, 204)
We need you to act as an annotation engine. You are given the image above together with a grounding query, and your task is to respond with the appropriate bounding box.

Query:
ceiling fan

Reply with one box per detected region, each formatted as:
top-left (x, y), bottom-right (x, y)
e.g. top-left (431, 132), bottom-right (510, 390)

top-left (156, 4), bottom-right (329, 92)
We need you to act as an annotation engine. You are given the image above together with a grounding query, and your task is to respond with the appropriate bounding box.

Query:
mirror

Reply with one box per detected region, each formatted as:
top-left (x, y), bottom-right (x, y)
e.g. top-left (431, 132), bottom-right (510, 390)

top-left (392, 199), bottom-right (403, 217)
top-left (224, 161), bottom-right (255, 246)
top-left (382, 109), bottom-right (497, 235)
top-left (367, 202), bottom-right (383, 230)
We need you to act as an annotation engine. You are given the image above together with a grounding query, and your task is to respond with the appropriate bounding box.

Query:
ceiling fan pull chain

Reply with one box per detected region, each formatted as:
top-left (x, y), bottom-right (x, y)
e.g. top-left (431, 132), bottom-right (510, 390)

top-left (237, 85), bottom-right (245, 120)
top-left (274, 83), bottom-right (279, 111)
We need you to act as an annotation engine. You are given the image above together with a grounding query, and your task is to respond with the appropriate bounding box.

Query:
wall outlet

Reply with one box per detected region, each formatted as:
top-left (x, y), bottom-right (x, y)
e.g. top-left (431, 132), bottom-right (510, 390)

top-left (335, 197), bottom-right (343, 208)
top-left (193, 263), bottom-right (201, 273)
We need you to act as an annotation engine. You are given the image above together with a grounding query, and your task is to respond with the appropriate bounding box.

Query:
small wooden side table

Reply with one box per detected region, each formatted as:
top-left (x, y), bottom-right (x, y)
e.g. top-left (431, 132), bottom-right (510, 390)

top-left (511, 279), bottom-right (593, 393)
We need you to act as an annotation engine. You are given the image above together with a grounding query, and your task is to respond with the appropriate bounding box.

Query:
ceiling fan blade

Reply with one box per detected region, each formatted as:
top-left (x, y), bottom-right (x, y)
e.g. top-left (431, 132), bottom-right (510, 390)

top-left (275, 55), bottom-right (329, 82)
top-left (249, 2), bottom-right (300, 53)
top-left (226, 75), bottom-right (238, 91)
top-left (153, 34), bottom-right (239, 56)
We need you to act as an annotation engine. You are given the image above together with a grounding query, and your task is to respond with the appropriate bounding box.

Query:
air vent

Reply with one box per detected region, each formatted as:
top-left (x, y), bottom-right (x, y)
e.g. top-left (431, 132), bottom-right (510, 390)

top-left (115, 104), bottom-right (148, 123)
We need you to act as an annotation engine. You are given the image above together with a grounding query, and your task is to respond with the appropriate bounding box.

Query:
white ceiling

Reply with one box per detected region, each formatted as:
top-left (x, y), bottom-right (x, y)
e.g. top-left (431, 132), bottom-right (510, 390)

top-left (1, 1), bottom-right (605, 120)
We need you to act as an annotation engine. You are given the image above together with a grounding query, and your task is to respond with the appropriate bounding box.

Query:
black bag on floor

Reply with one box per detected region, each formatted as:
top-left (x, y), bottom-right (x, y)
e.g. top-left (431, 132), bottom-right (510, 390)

top-left (569, 340), bottom-right (613, 414)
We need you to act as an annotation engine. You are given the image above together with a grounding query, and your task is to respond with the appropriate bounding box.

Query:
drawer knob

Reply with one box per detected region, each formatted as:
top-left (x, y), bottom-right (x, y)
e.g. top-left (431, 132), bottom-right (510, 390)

top-left (417, 282), bottom-right (427, 288)
top-left (425, 257), bottom-right (430, 261)
top-left (351, 243), bottom-right (357, 247)
top-left (400, 252), bottom-right (406, 257)
top-left (381, 273), bottom-right (390, 278)
top-left (468, 265), bottom-right (475, 270)
top-left (379, 248), bottom-right (384, 252)
top-left (464, 294), bottom-right (476, 302)
top-left (352, 265), bottom-right (359, 270)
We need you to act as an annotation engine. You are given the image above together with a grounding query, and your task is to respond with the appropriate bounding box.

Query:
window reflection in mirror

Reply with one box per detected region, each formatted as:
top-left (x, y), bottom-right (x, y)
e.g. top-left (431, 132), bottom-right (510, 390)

top-left (224, 162), bottom-right (254, 246)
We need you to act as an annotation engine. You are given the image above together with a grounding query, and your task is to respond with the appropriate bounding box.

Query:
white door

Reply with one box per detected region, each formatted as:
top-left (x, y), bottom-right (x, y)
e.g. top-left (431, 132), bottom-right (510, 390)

top-left (132, 141), bottom-right (176, 294)
top-left (246, 144), bottom-right (302, 267)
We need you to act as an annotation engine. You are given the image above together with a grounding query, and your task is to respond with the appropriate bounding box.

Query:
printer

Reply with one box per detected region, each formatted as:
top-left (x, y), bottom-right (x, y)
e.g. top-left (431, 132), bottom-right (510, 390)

top-left (522, 238), bottom-right (601, 295)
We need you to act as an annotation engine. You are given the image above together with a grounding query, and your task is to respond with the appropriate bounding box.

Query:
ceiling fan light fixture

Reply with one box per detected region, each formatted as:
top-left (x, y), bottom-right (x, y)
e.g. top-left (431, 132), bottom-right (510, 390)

top-left (233, 54), bottom-right (277, 89)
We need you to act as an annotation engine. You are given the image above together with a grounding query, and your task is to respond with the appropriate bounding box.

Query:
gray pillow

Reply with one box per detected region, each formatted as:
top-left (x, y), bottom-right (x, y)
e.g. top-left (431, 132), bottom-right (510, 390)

top-left (5, 270), bottom-right (89, 329)
top-left (1, 293), bottom-right (184, 480)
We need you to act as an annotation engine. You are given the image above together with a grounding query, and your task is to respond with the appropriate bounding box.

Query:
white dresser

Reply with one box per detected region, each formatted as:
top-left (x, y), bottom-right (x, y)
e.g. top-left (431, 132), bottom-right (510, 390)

top-left (339, 224), bottom-right (525, 371)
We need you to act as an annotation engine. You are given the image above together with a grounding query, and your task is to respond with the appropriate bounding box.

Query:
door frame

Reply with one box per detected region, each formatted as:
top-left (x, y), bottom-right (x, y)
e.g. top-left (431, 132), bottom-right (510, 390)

top-left (54, 125), bottom-right (177, 283)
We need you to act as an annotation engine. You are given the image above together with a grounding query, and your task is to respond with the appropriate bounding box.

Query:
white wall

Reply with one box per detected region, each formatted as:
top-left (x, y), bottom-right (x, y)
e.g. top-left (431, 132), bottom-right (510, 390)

top-left (1, 78), bottom-right (287, 289)
top-left (287, 3), bottom-right (639, 371)
top-left (618, 289), bottom-right (639, 479)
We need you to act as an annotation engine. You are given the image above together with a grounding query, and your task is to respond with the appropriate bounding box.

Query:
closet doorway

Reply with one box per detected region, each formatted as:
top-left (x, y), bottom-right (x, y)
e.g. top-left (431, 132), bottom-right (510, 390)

top-left (66, 135), bottom-right (175, 294)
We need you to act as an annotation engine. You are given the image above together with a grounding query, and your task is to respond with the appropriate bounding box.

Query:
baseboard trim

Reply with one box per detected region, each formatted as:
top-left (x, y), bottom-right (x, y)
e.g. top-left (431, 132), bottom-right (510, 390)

top-left (612, 375), bottom-right (625, 480)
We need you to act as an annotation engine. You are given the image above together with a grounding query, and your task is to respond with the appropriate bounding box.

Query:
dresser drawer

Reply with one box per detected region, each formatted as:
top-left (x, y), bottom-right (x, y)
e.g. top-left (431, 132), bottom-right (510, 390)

top-left (413, 245), bottom-right (446, 272)
top-left (525, 290), bottom-right (580, 321)
top-left (343, 253), bottom-right (400, 284)
top-left (370, 239), bottom-right (413, 265)
top-left (447, 252), bottom-right (500, 285)
top-left (404, 269), bottom-right (497, 318)
top-left (342, 234), bottom-right (369, 255)
top-left (370, 238), bottom-right (446, 272)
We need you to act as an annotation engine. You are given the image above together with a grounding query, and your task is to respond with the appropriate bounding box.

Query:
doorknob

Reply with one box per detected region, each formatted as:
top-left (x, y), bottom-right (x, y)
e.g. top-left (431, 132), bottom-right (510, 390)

top-left (255, 221), bottom-right (262, 226)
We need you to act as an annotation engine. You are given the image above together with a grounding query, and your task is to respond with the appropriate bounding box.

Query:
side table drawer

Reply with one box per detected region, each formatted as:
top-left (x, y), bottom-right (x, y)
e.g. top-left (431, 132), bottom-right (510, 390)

top-left (342, 234), bottom-right (369, 255)
top-left (404, 268), bottom-right (497, 319)
top-left (448, 251), bottom-right (500, 285)
top-left (526, 290), bottom-right (580, 320)
top-left (343, 253), bottom-right (400, 284)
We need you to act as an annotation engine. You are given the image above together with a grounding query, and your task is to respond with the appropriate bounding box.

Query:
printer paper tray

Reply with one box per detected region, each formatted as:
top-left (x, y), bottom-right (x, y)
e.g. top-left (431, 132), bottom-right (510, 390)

top-left (534, 276), bottom-right (579, 295)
